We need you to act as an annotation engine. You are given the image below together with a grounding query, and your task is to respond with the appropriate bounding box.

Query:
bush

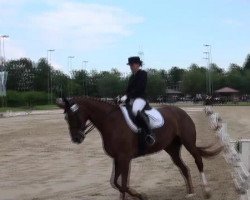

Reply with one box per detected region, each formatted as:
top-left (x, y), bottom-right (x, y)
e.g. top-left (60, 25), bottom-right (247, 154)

top-left (6, 90), bottom-right (25, 107)
top-left (23, 91), bottom-right (48, 106)
top-left (6, 90), bottom-right (49, 107)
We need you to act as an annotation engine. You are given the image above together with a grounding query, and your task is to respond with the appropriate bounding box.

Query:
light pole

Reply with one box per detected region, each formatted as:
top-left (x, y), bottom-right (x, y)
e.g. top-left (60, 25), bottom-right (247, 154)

top-left (0, 37), bottom-right (2, 66)
top-left (68, 56), bottom-right (74, 97)
top-left (203, 44), bottom-right (212, 95)
top-left (82, 60), bottom-right (88, 95)
top-left (47, 49), bottom-right (55, 104)
top-left (138, 45), bottom-right (144, 66)
top-left (68, 56), bottom-right (75, 71)
top-left (0, 35), bottom-right (9, 67)
top-left (203, 51), bottom-right (209, 94)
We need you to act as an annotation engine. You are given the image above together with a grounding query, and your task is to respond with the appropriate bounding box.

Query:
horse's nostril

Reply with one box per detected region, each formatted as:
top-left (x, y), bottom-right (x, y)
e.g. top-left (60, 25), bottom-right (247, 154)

top-left (72, 137), bottom-right (82, 144)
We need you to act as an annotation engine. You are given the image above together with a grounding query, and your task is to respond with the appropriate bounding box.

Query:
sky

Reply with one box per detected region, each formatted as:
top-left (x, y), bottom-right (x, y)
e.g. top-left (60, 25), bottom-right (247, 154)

top-left (1, 0), bottom-right (250, 74)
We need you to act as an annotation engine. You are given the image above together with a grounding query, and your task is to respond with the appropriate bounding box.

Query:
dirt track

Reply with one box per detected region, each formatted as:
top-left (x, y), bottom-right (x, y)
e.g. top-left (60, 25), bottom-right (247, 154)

top-left (214, 106), bottom-right (250, 140)
top-left (0, 107), bottom-right (239, 200)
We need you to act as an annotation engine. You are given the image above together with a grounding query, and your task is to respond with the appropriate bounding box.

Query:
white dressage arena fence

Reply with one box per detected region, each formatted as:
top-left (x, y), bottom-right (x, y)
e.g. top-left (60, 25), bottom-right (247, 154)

top-left (0, 110), bottom-right (62, 118)
top-left (204, 106), bottom-right (250, 200)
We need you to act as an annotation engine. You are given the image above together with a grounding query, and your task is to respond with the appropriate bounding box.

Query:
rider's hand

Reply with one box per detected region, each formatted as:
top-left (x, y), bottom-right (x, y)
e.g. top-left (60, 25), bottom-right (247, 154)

top-left (115, 95), bottom-right (121, 104)
top-left (120, 95), bottom-right (127, 103)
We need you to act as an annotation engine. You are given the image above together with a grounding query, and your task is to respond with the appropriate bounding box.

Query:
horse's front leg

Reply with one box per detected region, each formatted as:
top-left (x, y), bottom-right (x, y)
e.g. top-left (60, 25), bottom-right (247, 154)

top-left (110, 159), bottom-right (122, 190)
top-left (118, 158), bottom-right (146, 200)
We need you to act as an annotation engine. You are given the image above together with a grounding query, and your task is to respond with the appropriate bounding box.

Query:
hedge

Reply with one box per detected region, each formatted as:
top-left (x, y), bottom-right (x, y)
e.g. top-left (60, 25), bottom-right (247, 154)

top-left (6, 90), bottom-right (49, 107)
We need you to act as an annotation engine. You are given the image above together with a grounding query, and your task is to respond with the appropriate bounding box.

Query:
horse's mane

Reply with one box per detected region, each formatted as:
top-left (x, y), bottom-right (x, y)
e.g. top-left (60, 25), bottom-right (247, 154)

top-left (72, 96), bottom-right (119, 107)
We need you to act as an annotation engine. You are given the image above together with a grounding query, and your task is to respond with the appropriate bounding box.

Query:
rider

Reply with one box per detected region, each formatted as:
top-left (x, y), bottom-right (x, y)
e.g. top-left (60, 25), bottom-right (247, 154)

top-left (120, 56), bottom-right (155, 146)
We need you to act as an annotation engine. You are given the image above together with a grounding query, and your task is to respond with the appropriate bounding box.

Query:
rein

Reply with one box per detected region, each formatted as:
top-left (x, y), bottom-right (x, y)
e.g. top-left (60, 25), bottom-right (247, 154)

top-left (84, 122), bottom-right (95, 136)
top-left (70, 102), bottom-right (120, 137)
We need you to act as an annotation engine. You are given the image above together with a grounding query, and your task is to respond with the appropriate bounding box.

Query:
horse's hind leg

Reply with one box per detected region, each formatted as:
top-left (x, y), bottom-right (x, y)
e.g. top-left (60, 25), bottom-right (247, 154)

top-left (183, 142), bottom-right (211, 199)
top-left (164, 140), bottom-right (195, 197)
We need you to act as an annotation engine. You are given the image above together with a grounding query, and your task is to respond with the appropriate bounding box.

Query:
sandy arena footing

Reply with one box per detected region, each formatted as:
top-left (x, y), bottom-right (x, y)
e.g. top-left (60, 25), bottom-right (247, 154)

top-left (0, 107), bottom-right (239, 200)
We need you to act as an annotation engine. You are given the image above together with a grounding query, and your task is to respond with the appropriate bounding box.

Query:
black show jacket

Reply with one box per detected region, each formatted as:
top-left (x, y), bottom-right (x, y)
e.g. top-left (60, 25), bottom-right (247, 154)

top-left (126, 69), bottom-right (147, 100)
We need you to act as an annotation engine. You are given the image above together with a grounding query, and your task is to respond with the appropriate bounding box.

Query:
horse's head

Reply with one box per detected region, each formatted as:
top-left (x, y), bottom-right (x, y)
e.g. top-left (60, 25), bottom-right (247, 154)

top-left (56, 98), bottom-right (88, 144)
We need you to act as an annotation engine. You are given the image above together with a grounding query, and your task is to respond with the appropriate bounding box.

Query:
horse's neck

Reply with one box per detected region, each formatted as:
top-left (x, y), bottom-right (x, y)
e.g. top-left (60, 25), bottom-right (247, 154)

top-left (82, 99), bottom-right (115, 132)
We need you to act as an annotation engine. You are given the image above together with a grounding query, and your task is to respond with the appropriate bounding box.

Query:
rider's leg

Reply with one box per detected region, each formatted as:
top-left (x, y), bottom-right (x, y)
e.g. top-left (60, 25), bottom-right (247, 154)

top-left (132, 98), bottom-right (146, 116)
top-left (137, 111), bottom-right (156, 145)
top-left (132, 98), bottom-right (155, 146)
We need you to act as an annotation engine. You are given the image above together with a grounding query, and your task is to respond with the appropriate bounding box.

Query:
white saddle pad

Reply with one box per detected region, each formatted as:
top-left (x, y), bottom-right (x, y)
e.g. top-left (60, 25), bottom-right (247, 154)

top-left (120, 105), bottom-right (164, 132)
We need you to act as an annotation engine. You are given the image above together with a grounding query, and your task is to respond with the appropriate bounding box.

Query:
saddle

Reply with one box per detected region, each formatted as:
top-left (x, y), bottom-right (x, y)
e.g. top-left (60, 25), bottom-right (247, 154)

top-left (120, 103), bottom-right (164, 133)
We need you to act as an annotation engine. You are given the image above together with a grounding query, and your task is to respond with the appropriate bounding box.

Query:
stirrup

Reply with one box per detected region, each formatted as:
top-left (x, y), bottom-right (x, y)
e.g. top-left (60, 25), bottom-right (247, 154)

top-left (145, 134), bottom-right (155, 146)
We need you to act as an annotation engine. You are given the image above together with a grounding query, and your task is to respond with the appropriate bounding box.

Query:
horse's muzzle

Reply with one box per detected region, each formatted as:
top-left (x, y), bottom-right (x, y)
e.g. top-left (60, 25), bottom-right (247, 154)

top-left (72, 137), bottom-right (84, 144)
top-left (71, 131), bottom-right (85, 144)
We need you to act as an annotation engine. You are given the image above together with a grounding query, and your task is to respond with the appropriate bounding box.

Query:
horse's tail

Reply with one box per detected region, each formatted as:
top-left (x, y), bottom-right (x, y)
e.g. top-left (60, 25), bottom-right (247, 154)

top-left (197, 140), bottom-right (224, 158)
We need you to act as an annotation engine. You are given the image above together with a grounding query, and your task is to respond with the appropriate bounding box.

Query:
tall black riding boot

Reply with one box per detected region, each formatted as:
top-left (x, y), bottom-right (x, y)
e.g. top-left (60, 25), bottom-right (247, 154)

top-left (137, 111), bottom-right (156, 146)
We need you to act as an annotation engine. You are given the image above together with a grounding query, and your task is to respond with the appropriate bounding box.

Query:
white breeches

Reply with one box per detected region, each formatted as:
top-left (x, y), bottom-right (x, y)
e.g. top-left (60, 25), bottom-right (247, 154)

top-left (132, 98), bottom-right (146, 116)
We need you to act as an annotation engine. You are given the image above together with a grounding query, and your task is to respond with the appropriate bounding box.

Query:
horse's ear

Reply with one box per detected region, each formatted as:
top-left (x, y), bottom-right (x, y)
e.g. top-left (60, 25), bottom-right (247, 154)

top-left (56, 98), bottom-right (65, 109)
top-left (62, 97), bottom-right (70, 108)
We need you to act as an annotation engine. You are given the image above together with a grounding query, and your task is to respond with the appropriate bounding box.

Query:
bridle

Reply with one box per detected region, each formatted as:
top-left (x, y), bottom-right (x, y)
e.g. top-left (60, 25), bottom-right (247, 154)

top-left (65, 104), bottom-right (95, 140)
top-left (66, 103), bottom-right (118, 139)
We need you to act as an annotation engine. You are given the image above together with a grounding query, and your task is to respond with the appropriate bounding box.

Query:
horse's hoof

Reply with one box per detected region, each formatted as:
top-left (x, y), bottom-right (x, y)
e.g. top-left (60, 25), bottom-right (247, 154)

top-left (139, 193), bottom-right (148, 200)
top-left (185, 193), bottom-right (196, 199)
top-left (203, 187), bottom-right (212, 199)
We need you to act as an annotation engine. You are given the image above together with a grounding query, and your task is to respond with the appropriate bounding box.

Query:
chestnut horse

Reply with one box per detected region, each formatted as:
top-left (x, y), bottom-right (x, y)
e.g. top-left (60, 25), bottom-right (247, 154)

top-left (56, 96), bottom-right (222, 200)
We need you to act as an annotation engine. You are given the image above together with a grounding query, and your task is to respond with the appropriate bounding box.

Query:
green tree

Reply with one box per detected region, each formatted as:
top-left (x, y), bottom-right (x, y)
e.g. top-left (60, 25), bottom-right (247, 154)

top-left (159, 69), bottom-right (168, 85)
top-left (147, 69), bottom-right (166, 100)
top-left (34, 58), bottom-right (50, 92)
top-left (226, 65), bottom-right (244, 91)
top-left (229, 63), bottom-right (243, 73)
top-left (210, 64), bottom-right (225, 91)
top-left (52, 70), bottom-right (69, 97)
top-left (181, 64), bottom-right (206, 95)
top-left (243, 54), bottom-right (250, 70)
top-left (168, 66), bottom-right (185, 86)
top-left (5, 58), bottom-right (35, 91)
top-left (97, 69), bottom-right (125, 98)
top-left (88, 70), bottom-right (101, 96)
top-left (243, 70), bottom-right (250, 93)
top-left (71, 69), bottom-right (88, 95)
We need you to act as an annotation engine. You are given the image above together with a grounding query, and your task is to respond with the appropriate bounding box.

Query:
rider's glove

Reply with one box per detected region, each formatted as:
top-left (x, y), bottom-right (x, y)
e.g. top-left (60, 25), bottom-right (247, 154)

top-left (120, 95), bottom-right (127, 103)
